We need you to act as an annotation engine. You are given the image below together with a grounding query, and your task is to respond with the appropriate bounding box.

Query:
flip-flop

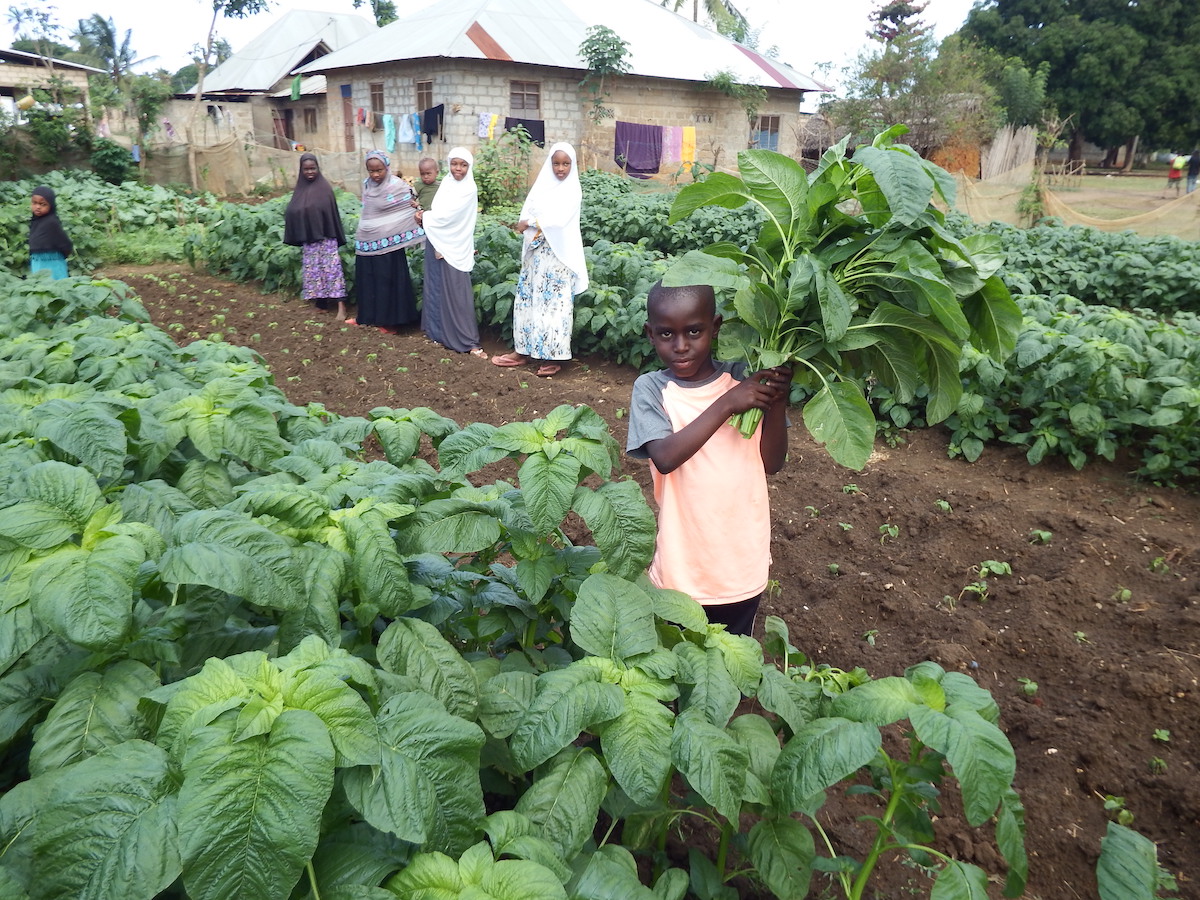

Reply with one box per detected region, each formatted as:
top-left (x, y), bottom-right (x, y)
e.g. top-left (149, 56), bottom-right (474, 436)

top-left (344, 317), bottom-right (358, 326)
top-left (536, 364), bottom-right (561, 378)
top-left (469, 348), bottom-right (489, 360)
top-left (491, 353), bottom-right (526, 367)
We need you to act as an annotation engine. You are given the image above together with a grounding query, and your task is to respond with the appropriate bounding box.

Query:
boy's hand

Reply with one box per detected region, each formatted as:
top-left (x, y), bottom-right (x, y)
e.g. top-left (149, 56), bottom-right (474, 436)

top-left (723, 366), bottom-right (791, 414)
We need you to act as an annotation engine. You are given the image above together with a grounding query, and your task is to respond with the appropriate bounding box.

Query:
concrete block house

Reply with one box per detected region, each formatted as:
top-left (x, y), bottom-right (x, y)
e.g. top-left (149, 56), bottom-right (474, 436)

top-left (174, 9), bottom-right (377, 149)
top-left (295, 0), bottom-right (830, 179)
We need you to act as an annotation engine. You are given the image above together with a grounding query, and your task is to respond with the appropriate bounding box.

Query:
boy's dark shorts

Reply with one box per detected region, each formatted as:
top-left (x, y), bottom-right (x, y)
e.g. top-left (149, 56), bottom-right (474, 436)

top-left (704, 594), bottom-right (761, 637)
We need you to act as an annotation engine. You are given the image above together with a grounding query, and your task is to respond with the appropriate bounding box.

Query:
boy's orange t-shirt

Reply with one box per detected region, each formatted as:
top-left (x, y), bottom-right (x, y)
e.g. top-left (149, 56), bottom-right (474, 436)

top-left (628, 366), bottom-right (772, 605)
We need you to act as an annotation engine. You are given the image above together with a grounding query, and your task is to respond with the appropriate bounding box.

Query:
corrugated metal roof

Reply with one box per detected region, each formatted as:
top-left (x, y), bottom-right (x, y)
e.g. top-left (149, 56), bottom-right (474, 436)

top-left (295, 0), bottom-right (831, 93)
top-left (0, 47), bottom-right (106, 74)
top-left (269, 74), bottom-right (328, 98)
top-left (190, 9), bottom-right (376, 94)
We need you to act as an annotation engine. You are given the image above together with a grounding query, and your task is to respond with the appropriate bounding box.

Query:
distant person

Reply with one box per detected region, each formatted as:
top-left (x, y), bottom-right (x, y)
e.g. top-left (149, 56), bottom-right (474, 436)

top-left (348, 150), bottom-right (424, 334)
top-left (415, 147), bottom-right (487, 359)
top-left (414, 157), bottom-right (441, 210)
top-left (28, 185), bottom-right (72, 279)
top-left (1188, 150), bottom-right (1200, 195)
top-left (283, 152), bottom-right (348, 320)
top-left (490, 142), bottom-right (588, 378)
top-left (625, 281), bottom-right (791, 637)
top-left (1165, 154), bottom-right (1185, 197)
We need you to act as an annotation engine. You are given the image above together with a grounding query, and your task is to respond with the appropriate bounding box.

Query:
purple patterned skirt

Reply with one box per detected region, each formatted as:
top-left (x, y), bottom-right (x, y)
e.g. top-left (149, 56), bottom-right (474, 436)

top-left (301, 239), bottom-right (347, 304)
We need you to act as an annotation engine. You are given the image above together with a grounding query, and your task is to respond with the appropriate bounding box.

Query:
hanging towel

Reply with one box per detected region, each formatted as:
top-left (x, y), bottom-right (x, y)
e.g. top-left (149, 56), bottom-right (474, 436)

top-left (411, 112), bottom-right (423, 151)
top-left (397, 112), bottom-right (415, 145)
top-left (477, 112), bottom-right (491, 138)
top-left (503, 117), bottom-right (545, 147)
top-left (614, 121), bottom-right (664, 178)
top-left (681, 126), bottom-right (697, 168)
top-left (488, 114), bottom-right (499, 139)
top-left (422, 104), bottom-right (444, 141)
top-left (384, 114), bottom-right (396, 153)
top-left (131, 144), bottom-right (141, 162)
top-left (662, 126), bottom-right (683, 163)
top-left (357, 107), bottom-right (366, 125)
top-left (290, 74), bottom-right (303, 101)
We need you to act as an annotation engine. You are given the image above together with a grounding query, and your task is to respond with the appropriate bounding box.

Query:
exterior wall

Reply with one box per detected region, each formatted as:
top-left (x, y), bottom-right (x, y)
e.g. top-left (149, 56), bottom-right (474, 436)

top-left (158, 98), bottom-right (256, 145)
top-left (1, 63), bottom-right (92, 112)
top-left (320, 59), bottom-right (806, 180)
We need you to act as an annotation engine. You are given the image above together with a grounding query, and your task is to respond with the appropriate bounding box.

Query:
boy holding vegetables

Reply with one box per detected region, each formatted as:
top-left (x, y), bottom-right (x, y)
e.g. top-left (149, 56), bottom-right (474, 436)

top-left (626, 281), bottom-right (791, 636)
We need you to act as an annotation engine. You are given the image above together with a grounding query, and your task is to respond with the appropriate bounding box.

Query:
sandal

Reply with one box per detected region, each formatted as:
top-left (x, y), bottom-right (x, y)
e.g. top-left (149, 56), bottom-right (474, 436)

top-left (536, 364), bottom-right (562, 378)
top-left (469, 348), bottom-right (489, 360)
top-left (344, 317), bottom-right (358, 326)
top-left (491, 352), bottom-right (527, 367)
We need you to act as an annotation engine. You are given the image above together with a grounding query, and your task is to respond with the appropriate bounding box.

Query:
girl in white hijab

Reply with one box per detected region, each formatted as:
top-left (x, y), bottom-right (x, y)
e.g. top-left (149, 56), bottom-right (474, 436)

top-left (416, 147), bottom-right (487, 357)
top-left (491, 142), bottom-right (589, 377)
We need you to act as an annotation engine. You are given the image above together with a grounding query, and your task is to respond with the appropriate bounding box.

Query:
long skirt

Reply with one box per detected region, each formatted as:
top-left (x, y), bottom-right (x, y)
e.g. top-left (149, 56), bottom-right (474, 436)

top-left (354, 249), bottom-right (418, 328)
top-left (301, 239), bottom-right (346, 308)
top-left (30, 251), bottom-right (68, 279)
top-left (421, 243), bottom-right (480, 352)
top-left (512, 236), bottom-right (575, 361)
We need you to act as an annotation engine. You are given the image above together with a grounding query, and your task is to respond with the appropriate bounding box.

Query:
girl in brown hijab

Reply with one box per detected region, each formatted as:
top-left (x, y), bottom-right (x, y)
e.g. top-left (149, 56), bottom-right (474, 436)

top-left (283, 152), bottom-right (348, 319)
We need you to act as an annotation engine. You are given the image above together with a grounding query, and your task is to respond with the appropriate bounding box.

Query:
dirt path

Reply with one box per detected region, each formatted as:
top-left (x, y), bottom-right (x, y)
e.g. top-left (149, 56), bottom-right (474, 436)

top-left (110, 263), bottom-right (1200, 899)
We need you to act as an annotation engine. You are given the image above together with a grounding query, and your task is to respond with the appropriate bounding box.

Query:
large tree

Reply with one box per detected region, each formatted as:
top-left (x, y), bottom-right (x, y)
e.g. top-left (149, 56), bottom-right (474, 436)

top-left (74, 15), bottom-right (157, 85)
top-left (825, 0), bottom-right (1002, 155)
top-left (960, 0), bottom-right (1200, 162)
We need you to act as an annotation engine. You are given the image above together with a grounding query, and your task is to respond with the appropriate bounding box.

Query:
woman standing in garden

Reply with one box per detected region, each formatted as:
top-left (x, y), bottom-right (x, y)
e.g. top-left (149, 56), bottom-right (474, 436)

top-left (283, 153), bottom-right (348, 320)
top-left (415, 147), bottom-right (488, 359)
top-left (490, 142), bottom-right (588, 377)
top-left (349, 150), bottom-right (424, 334)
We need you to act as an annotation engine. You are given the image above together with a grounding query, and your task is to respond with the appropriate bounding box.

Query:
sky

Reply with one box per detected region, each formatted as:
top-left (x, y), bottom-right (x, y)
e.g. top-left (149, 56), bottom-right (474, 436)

top-left (33, 0), bottom-right (980, 94)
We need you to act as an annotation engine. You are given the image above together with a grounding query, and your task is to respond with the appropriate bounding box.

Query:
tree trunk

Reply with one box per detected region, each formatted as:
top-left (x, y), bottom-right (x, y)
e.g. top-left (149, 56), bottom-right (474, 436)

top-left (1122, 135), bottom-right (1139, 173)
top-left (1103, 146), bottom-right (1118, 168)
top-left (1068, 129), bottom-right (1085, 167)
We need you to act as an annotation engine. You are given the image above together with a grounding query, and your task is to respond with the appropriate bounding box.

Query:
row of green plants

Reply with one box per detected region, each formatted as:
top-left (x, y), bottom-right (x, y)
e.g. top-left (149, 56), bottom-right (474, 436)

top-left (0, 271), bottom-right (1046, 900)
top-left (873, 294), bottom-right (1200, 482)
top-left (976, 218), bottom-right (1200, 315)
top-left (0, 170), bottom-right (215, 271)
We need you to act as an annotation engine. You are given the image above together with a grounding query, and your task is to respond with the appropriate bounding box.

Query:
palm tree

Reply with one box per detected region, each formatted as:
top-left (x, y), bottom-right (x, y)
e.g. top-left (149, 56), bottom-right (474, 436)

top-left (74, 14), bottom-right (158, 85)
top-left (661, 0), bottom-right (749, 39)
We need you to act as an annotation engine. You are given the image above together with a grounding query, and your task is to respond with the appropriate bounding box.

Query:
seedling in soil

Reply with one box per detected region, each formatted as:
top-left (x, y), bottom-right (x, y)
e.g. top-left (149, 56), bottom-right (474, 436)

top-left (396, 366), bottom-right (408, 373)
top-left (250, 334), bottom-right (260, 343)
top-left (842, 483), bottom-right (861, 494)
top-left (935, 499), bottom-right (952, 512)
top-left (805, 505), bottom-right (820, 518)
top-left (764, 578), bottom-right (782, 599)
top-left (366, 353), bottom-right (378, 363)
top-left (311, 334), bottom-right (323, 342)
top-left (301, 359), bottom-right (312, 367)
top-left (409, 352), bottom-right (420, 357)
top-left (1073, 631), bottom-right (1089, 643)
top-left (959, 559), bottom-right (1011, 603)
top-left (1149, 556), bottom-right (1170, 574)
top-left (614, 408), bottom-right (626, 419)
top-left (838, 522), bottom-right (853, 532)
top-left (1017, 677), bottom-right (1038, 697)
top-left (1101, 794), bottom-right (1134, 826)
top-left (1153, 729), bottom-right (1171, 743)
top-left (1149, 757), bottom-right (1168, 775)
top-left (879, 523), bottom-right (898, 543)
top-left (1029, 529), bottom-right (1052, 544)
top-left (828, 563), bottom-right (840, 575)
top-left (1112, 587), bottom-right (1133, 602)
top-left (862, 629), bottom-right (879, 646)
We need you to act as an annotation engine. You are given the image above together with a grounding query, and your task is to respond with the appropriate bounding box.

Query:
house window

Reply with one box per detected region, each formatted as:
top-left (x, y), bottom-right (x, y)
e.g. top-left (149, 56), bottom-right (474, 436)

top-left (416, 79), bottom-right (433, 112)
top-left (753, 115), bottom-right (780, 151)
top-left (510, 81), bottom-right (540, 114)
top-left (303, 107), bottom-right (318, 133)
top-left (693, 112), bottom-right (714, 124)
top-left (369, 81), bottom-right (385, 129)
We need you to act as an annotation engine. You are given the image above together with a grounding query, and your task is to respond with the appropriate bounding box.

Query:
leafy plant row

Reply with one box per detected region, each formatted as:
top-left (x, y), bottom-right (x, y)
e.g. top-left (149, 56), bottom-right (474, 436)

top-left (873, 293), bottom-right (1200, 482)
top-left (0, 170), bottom-right (217, 272)
top-left (975, 218), bottom-right (1200, 315)
top-left (0, 271), bottom-right (1040, 900)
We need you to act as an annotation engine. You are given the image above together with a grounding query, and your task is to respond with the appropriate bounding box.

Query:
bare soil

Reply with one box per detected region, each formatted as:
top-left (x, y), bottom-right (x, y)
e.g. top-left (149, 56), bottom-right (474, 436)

top-left (107, 264), bottom-right (1200, 900)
